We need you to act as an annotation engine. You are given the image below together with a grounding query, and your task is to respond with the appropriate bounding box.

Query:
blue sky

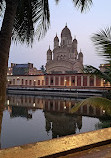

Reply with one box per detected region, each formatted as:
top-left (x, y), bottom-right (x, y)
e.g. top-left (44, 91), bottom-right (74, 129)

top-left (9, 0), bottom-right (111, 69)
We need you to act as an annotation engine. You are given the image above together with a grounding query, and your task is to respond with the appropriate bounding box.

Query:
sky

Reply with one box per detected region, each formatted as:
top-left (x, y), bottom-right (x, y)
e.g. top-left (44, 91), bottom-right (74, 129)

top-left (8, 0), bottom-right (111, 69)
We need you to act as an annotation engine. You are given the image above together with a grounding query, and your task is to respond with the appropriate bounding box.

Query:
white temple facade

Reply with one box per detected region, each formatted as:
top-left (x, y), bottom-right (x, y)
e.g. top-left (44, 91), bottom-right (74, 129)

top-left (46, 25), bottom-right (83, 74)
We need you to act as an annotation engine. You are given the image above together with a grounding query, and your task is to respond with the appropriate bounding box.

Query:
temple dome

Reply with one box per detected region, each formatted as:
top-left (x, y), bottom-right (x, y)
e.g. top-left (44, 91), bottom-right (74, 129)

top-left (61, 25), bottom-right (72, 39)
top-left (54, 34), bottom-right (59, 42)
top-left (79, 50), bottom-right (83, 57)
top-left (47, 47), bottom-right (52, 54)
top-left (73, 38), bottom-right (77, 43)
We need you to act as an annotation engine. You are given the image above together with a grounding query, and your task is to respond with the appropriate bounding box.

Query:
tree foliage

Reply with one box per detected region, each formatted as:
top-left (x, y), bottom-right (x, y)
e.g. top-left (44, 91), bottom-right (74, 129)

top-left (0, 0), bottom-right (93, 45)
top-left (71, 97), bottom-right (111, 116)
top-left (12, 0), bottom-right (50, 44)
top-left (92, 27), bottom-right (111, 62)
top-left (83, 27), bottom-right (111, 84)
top-left (73, 0), bottom-right (93, 12)
top-left (83, 65), bottom-right (111, 84)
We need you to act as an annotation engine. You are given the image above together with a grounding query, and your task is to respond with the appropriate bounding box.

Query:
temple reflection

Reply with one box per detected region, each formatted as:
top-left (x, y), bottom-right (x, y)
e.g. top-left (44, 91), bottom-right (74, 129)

top-left (5, 95), bottom-right (108, 139)
top-left (9, 106), bottom-right (32, 119)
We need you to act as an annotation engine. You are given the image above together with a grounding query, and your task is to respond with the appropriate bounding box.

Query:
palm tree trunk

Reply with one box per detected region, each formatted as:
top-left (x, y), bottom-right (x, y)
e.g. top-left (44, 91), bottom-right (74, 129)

top-left (0, 0), bottom-right (19, 105)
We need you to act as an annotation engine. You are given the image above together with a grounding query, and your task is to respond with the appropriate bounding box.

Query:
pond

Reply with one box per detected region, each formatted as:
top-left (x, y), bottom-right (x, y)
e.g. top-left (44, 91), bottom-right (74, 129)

top-left (0, 94), bottom-right (111, 149)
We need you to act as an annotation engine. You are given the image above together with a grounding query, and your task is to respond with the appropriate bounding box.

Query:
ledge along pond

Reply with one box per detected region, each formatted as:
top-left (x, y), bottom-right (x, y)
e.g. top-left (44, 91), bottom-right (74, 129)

top-left (0, 94), bottom-right (111, 149)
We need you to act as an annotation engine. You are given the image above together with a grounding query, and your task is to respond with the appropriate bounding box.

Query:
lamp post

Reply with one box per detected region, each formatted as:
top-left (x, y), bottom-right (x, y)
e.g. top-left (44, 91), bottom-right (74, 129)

top-left (17, 77), bottom-right (20, 86)
top-left (65, 79), bottom-right (66, 87)
top-left (103, 79), bottom-right (106, 96)
top-left (34, 80), bottom-right (36, 87)
top-left (103, 80), bottom-right (106, 88)
top-left (7, 79), bottom-right (10, 87)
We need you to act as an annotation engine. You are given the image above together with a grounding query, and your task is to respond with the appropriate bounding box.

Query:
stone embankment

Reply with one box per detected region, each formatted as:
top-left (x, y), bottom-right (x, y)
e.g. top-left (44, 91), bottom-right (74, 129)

top-left (0, 128), bottom-right (111, 158)
top-left (7, 87), bottom-right (105, 98)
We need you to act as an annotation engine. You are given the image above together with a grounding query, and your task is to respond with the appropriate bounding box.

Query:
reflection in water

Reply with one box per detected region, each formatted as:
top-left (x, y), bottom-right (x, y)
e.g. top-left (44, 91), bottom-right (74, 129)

top-left (45, 112), bottom-right (82, 138)
top-left (0, 96), bottom-right (5, 150)
top-left (0, 94), bottom-right (111, 149)
top-left (71, 97), bottom-right (111, 118)
top-left (11, 106), bottom-right (32, 119)
top-left (0, 107), bottom-right (3, 149)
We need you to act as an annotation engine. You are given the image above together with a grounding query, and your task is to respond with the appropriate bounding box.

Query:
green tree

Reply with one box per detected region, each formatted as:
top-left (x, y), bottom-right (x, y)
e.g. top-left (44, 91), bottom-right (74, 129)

top-left (0, 0), bottom-right (50, 104)
top-left (84, 27), bottom-right (111, 83)
top-left (40, 65), bottom-right (46, 74)
top-left (71, 97), bottom-right (111, 116)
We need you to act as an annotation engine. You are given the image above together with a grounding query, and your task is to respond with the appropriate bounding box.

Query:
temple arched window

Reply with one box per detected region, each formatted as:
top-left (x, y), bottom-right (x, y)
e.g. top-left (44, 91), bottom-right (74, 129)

top-left (61, 55), bottom-right (63, 60)
top-left (38, 80), bottom-right (40, 85)
top-left (57, 56), bottom-right (60, 60)
top-left (29, 80), bottom-right (32, 85)
top-left (13, 79), bottom-right (15, 85)
top-left (63, 40), bottom-right (65, 45)
top-left (51, 79), bottom-right (53, 84)
top-left (22, 79), bottom-right (24, 85)
top-left (25, 80), bottom-right (28, 85)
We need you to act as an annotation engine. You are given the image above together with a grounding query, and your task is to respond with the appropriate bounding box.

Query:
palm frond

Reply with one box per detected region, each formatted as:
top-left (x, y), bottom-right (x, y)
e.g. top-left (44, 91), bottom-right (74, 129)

top-left (12, 0), bottom-right (33, 45)
top-left (92, 27), bottom-right (111, 62)
top-left (83, 65), bottom-right (111, 83)
top-left (73, 0), bottom-right (92, 12)
top-left (0, 0), bottom-right (5, 17)
top-left (55, 0), bottom-right (59, 4)
top-left (35, 0), bottom-right (50, 40)
top-left (12, 0), bottom-right (50, 44)
top-left (71, 97), bottom-right (111, 116)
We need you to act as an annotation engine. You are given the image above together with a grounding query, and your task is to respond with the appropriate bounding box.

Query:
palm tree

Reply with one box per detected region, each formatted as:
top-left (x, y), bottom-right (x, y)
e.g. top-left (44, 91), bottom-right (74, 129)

top-left (71, 97), bottom-right (111, 116)
top-left (83, 65), bottom-right (111, 84)
top-left (0, 0), bottom-right (50, 104)
top-left (92, 27), bottom-right (111, 62)
top-left (72, 0), bottom-right (93, 12)
top-left (83, 27), bottom-right (111, 84)
top-left (0, 0), bottom-right (92, 105)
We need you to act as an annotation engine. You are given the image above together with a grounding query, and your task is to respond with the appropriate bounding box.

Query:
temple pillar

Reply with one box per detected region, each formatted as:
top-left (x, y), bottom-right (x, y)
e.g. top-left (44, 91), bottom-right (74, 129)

top-left (81, 75), bottom-right (83, 87)
top-left (94, 75), bottom-right (96, 87)
top-left (75, 76), bottom-right (77, 86)
top-left (87, 76), bottom-right (90, 86)
top-left (53, 76), bottom-right (55, 86)
top-left (69, 76), bottom-right (71, 86)
top-left (58, 76), bottom-right (60, 86)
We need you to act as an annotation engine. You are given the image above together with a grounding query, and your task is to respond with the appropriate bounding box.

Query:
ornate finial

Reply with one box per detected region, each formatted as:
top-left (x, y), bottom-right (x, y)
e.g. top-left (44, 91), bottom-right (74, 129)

top-left (66, 22), bottom-right (67, 27)
top-left (49, 45), bottom-right (50, 50)
top-left (80, 49), bottom-right (81, 52)
top-left (56, 33), bottom-right (57, 36)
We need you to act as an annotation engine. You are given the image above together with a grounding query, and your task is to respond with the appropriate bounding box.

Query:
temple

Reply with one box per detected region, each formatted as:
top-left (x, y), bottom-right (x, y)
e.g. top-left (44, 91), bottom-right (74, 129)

top-left (46, 25), bottom-right (83, 74)
top-left (7, 26), bottom-right (111, 88)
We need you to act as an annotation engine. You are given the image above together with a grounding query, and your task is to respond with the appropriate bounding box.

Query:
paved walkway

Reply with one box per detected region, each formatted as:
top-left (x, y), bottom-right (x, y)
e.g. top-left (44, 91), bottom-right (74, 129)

top-left (60, 143), bottom-right (111, 158)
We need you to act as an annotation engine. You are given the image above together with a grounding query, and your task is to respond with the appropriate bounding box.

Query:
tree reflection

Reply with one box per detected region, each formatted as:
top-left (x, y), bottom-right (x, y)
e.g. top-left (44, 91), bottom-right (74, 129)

top-left (44, 112), bottom-right (82, 138)
top-left (0, 98), bottom-right (5, 149)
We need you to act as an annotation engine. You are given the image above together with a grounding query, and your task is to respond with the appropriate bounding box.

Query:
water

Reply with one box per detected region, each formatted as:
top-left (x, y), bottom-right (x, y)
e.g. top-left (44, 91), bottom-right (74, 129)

top-left (0, 94), bottom-right (111, 149)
